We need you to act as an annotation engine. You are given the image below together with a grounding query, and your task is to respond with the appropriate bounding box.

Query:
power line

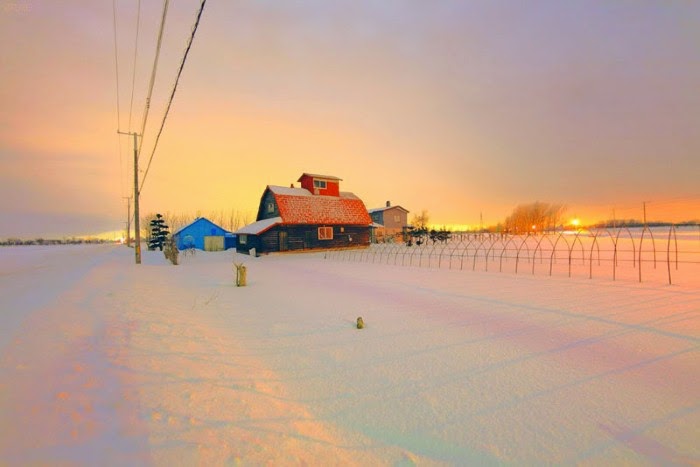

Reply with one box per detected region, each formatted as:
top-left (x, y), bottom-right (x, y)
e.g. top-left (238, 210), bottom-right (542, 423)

top-left (112, 0), bottom-right (125, 198)
top-left (114, 0), bottom-right (165, 264)
top-left (140, 0), bottom-right (207, 194)
top-left (127, 0), bottom-right (141, 131)
top-left (112, 0), bottom-right (121, 131)
top-left (137, 0), bottom-right (170, 160)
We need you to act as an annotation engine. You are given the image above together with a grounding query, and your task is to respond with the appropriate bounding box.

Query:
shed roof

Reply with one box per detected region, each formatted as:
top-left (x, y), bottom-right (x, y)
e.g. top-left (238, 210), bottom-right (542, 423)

top-left (172, 217), bottom-right (230, 236)
top-left (234, 216), bottom-right (282, 235)
top-left (267, 185), bottom-right (371, 225)
top-left (369, 205), bottom-right (410, 214)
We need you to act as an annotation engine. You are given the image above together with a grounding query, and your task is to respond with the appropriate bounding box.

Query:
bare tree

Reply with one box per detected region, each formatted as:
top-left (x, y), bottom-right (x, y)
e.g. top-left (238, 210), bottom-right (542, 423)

top-left (411, 209), bottom-right (430, 229)
top-left (504, 202), bottom-right (566, 234)
top-left (140, 212), bottom-right (157, 243)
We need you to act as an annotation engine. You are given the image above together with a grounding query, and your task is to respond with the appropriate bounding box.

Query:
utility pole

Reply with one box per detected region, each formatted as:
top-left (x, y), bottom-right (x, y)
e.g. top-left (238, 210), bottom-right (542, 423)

top-left (643, 201), bottom-right (648, 226)
top-left (118, 131), bottom-right (141, 264)
top-left (123, 196), bottom-right (132, 247)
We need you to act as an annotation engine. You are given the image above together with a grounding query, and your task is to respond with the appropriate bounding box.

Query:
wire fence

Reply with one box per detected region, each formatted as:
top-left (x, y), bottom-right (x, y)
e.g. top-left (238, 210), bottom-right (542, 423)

top-left (325, 226), bottom-right (700, 287)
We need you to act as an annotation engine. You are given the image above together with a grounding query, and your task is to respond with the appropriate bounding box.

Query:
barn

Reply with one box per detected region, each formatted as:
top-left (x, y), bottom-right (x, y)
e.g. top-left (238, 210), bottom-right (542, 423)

top-left (234, 173), bottom-right (372, 255)
top-left (172, 217), bottom-right (235, 251)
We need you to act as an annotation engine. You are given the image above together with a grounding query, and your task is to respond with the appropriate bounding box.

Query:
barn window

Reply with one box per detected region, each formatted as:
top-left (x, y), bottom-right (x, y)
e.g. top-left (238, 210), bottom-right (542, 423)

top-left (313, 180), bottom-right (327, 189)
top-left (318, 226), bottom-right (333, 240)
top-left (267, 202), bottom-right (274, 213)
top-left (239, 234), bottom-right (247, 245)
top-left (394, 215), bottom-right (400, 223)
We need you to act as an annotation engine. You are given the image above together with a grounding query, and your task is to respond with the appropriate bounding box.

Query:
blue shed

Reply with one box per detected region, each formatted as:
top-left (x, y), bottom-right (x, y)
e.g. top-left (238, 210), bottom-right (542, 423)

top-left (172, 217), bottom-right (236, 251)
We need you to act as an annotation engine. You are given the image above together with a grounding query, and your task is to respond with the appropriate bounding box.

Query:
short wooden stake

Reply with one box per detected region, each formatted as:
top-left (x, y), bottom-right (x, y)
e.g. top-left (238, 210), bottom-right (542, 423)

top-left (235, 263), bottom-right (247, 287)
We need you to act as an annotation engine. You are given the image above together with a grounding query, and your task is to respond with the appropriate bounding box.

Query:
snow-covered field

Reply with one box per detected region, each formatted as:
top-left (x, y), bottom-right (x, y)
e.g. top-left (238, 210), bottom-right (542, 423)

top-left (1, 244), bottom-right (698, 465)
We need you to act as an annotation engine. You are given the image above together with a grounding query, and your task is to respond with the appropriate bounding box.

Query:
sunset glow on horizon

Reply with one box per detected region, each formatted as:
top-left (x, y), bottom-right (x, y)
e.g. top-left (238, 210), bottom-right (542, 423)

top-left (1, 2), bottom-right (699, 238)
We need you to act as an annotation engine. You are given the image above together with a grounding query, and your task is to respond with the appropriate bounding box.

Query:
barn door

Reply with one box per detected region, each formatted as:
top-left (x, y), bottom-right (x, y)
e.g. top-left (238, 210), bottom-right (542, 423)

top-left (279, 231), bottom-right (288, 251)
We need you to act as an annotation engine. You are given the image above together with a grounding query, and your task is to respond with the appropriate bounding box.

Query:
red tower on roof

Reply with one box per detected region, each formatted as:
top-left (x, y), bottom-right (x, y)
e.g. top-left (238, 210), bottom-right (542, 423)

top-left (297, 173), bottom-right (341, 197)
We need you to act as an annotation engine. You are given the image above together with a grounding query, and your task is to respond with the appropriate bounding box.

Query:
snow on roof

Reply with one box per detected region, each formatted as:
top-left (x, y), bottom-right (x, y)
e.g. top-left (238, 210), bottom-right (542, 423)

top-left (369, 205), bottom-right (409, 214)
top-left (338, 191), bottom-right (360, 200)
top-left (271, 188), bottom-right (371, 225)
top-left (268, 185), bottom-right (312, 196)
top-left (233, 217), bottom-right (282, 235)
top-left (268, 186), bottom-right (360, 201)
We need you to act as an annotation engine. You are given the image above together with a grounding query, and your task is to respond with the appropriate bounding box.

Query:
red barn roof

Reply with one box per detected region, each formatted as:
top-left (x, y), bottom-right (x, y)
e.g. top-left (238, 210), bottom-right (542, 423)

top-left (267, 185), bottom-right (371, 225)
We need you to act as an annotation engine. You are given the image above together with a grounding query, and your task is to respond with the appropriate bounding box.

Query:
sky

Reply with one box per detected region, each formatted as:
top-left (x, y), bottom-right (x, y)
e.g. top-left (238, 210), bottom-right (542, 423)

top-left (1, 1), bottom-right (699, 238)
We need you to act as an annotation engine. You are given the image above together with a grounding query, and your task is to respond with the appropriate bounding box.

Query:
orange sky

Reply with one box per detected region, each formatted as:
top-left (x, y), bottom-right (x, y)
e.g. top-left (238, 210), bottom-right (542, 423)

top-left (1, 2), bottom-right (699, 237)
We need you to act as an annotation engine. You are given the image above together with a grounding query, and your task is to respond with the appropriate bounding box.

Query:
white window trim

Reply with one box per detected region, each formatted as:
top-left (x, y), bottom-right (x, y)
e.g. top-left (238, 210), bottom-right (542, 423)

top-left (313, 179), bottom-right (327, 189)
top-left (318, 226), bottom-right (333, 240)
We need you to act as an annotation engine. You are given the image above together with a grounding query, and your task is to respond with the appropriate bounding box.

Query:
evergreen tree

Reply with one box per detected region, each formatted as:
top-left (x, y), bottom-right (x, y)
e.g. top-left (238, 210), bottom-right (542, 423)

top-left (148, 214), bottom-right (170, 251)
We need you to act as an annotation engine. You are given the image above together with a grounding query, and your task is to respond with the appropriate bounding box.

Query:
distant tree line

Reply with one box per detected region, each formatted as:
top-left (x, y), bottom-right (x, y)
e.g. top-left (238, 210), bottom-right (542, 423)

top-left (401, 210), bottom-right (452, 245)
top-left (590, 219), bottom-right (700, 229)
top-left (404, 227), bottom-right (452, 246)
top-left (0, 237), bottom-right (113, 246)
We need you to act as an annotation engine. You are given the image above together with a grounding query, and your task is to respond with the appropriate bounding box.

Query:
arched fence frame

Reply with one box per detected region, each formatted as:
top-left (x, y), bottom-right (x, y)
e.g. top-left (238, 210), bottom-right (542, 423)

top-left (324, 226), bottom-right (698, 285)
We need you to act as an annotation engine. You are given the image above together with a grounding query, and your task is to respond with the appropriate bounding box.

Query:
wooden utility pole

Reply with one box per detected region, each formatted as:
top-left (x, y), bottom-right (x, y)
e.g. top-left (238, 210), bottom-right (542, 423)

top-left (123, 196), bottom-right (132, 247)
top-left (118, 131), bottom-right (141, 264)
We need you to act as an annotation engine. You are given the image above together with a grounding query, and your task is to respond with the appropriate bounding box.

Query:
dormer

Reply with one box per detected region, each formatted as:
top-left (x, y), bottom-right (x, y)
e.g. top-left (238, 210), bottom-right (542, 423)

top-left (297, 173), bottom-right (341, 196)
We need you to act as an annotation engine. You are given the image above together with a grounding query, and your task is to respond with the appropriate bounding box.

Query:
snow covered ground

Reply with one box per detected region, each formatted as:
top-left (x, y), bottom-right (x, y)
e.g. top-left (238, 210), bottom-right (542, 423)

top-left (1, 244), bottom-right (698, 465)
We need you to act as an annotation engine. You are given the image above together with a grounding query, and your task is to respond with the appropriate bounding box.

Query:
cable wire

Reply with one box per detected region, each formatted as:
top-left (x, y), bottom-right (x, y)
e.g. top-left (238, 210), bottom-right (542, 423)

top-left (127, 0), bottom-right (141, 131)
top-left (140, 0), bottom-right (207, 194)
top-left (112, 0), bottom-right (125, 198)
top-left (137, 0), bottom-right (170, 160)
